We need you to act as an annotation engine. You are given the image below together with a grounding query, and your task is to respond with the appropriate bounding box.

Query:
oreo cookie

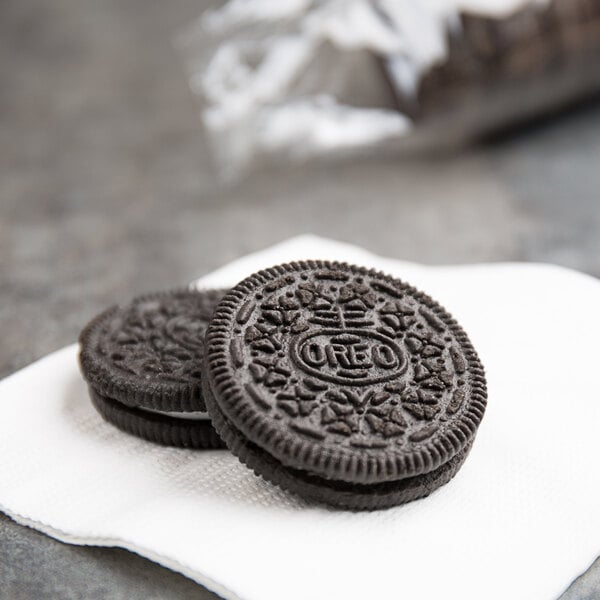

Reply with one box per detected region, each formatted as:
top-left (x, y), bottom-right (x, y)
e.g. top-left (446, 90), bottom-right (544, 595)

top-left (203, 262), bottom-right (487, 509)
top-left (79, 288), bottom-right (226, 449)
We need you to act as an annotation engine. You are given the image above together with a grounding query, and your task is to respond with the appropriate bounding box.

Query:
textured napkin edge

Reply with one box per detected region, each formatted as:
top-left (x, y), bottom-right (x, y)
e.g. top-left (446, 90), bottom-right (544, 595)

top-left (1, 501), bottom-right (241, 600)
top-left (0, 345), bottom-right (240, 600)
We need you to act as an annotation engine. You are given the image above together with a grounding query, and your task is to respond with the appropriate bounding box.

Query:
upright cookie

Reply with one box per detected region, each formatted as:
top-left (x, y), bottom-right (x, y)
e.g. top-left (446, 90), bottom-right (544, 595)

top-left (79, 288), bottom-right (226, 448)
top-left (204, 262), bottom-right (487, 509)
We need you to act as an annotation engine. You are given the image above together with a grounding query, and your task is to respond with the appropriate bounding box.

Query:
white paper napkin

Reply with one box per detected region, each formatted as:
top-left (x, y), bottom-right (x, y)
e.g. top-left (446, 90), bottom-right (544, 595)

top-left (1, 235), bottom-right (599, 600)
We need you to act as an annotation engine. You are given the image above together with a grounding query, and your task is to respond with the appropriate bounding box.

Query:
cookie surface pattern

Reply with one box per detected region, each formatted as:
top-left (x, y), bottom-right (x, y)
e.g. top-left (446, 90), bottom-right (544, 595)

top-left (204, 376), bottom-right (473, 509)
top-left (205, 262), bottom-right (486, 485)
top-left (80, 288), bottom-right (226, 410)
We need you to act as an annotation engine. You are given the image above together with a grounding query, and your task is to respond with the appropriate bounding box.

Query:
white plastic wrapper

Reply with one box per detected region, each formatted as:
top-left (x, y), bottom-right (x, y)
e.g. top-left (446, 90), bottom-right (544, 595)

top-left (179, 0), bottom-right (600, 179)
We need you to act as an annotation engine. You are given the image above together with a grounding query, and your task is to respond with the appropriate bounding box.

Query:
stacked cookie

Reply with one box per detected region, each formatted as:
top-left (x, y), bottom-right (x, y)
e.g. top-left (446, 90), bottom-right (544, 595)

top-left (79, 262), bottom-right (487, 510)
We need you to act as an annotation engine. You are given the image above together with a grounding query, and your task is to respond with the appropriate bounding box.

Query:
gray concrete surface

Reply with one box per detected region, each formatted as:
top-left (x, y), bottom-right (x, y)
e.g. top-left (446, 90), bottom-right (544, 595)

top-left (1, 0), bottom-right (599, 598)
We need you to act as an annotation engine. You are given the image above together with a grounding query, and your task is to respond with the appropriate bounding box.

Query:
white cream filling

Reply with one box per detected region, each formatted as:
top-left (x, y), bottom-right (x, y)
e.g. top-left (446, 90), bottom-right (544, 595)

top-left (137, 407), bottom-right (211, 421)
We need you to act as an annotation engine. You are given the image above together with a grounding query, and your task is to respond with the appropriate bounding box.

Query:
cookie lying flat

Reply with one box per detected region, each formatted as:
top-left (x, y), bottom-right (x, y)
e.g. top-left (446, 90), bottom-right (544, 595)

top-left (79, 288), bottom-right (226, 448)
top-left (203, 262), bottom-right (487, 509)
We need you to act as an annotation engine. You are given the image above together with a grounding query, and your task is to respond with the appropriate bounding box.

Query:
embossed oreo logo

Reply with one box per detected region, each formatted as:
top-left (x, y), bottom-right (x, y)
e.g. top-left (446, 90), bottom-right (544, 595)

top-left (291, 329), bottom-right (405, 385)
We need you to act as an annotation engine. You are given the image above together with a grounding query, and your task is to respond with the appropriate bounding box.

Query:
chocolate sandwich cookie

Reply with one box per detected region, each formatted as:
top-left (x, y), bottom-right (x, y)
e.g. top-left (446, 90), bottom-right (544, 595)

top-left (79, 288), bottom-right (227, 448)
top-left (204, 262), bottom-right (487, 509)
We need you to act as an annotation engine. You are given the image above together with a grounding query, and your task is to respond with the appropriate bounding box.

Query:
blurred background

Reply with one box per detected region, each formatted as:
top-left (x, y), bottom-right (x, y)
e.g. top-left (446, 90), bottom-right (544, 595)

top-left (1, 0), bottom-right (599, 598)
